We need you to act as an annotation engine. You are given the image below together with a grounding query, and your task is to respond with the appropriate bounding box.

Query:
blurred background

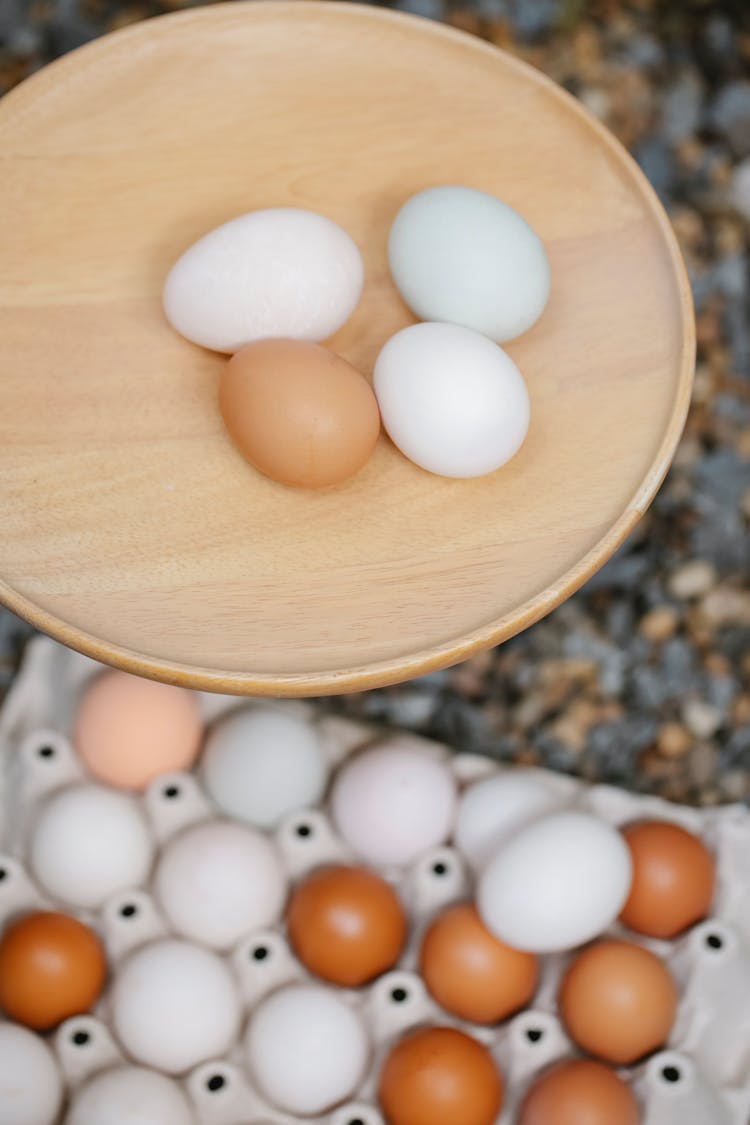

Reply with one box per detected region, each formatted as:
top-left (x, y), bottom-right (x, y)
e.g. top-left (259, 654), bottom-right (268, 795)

top-left (1, 0), bottom-right (749, 805)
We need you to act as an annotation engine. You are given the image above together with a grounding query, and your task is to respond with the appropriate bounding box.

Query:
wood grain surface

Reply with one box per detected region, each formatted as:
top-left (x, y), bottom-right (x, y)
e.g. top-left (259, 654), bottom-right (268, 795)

top-left (0, 1), bottom-right (694, 696)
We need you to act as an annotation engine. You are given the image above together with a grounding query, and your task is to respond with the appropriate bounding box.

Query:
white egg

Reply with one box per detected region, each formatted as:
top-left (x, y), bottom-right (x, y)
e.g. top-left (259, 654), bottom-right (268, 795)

top-left (111, 940), bottom-right (241, 1074)
top-left (245, 984), bottom-right (369, 1115)
top-left (331, 739), bottom-right (457, 867)
top-left (154, 820), bottom-right (286, 949)
top-left (389, 185), bottom-right (550, 342)
top-left (202, 708), bottom-right (328, 829)
top-left (163, 208), bottom-right (363, 353)
top-left (477, 811), bottom-right (632, 953)
top-left (0, 1023), bottom-right (63, 1125)
top-left (374, 322), bottom-right (530, 478)
top-left (30, 784), bottom-right (153, 908)
top-left (455, 771), bottom-right (563, 870)
top-left (67, 1066), bottom-right (195, 1125)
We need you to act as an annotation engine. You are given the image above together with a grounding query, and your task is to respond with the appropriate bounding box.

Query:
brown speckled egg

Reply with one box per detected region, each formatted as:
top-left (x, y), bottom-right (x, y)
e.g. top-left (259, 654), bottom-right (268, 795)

top-left (378, 1026), bottom-right (503, 1125)
top-left (559, 939), bottom-right (677, 1065)
top-left (219, 339), bottom-right (380, 488)
top-left (0, 912), bottom-right (107, 1030)
top-left (518, 1060), bottom-right (640, 1125)
top-left (419, 902), bottom-right (538, 1023)
top-left (619, 820), bottom-right (715, 938)
top-left (287, 865), bottom-right (407, 987)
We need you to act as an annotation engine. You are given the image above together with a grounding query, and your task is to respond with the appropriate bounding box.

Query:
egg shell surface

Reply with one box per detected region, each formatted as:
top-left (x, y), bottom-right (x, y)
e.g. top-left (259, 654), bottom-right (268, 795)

top-left (559, 939), bottom-right (678, 1064)
top-left (477, 811), bottom-right (633, 952)
top-left (388, 185), bottom-right (550, 342)
top-left (0, 1023), bottom-right (63, 1125)
top-left (0, 912), bottom-right (107, 1030)
top-left (374, 322), bottom-right (530, 478)
top-left (67, 1066), bottom-right (196, 1125)
top-left (419, 903), bottom-right (538, 1024)
top-left (378, 1026), bottom-right (503, 1125)
top-left (30, 784), bottom-right (154, 909)
top-left (454, 771), bottom-right (562, 870)
top-left (330, 740), bottom-right (457, 866)
top-left (74, 671), bottom-right (202, 791)
top-left (619, 820), bottom-right (716, 938)
top-left (220, 339), bottom-right (381, 488)
top-left (517, 1059), bottom-right (640, 1125)
top-left (287, 864), bottom-right (408, 986)
top-left (245, 984), bottom-right (370, 1115)
top-left (163, 208), bottom-right (364, 352)
top-left (111, 940), bottom-right (241, 1074)
top-left (201, 706), bottom-right (328, 829)
top-left (154, 820), bottom-right (286, 949)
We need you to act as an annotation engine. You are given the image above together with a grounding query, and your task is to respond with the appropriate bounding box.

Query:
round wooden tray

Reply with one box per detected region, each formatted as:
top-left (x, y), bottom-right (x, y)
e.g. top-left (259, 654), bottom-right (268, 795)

top-left (0, 1), bottom-right (694, 696)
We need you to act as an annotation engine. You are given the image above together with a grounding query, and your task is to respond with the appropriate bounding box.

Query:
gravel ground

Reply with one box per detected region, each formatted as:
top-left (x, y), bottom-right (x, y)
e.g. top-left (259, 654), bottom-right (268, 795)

top-left (1, 0), bottom-right (749, 805)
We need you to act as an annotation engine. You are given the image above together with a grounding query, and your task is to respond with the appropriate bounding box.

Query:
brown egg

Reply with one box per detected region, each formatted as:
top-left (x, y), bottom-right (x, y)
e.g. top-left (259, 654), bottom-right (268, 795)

top-left (518, 1060), bottom-right (640, 1125)
top-left (559, 939), bottom-right (677, 1064)
top-left (219, 338), bottom-right (380, 488)
top-left (619, 820), bottom-right (715, 938)
top-left (0, 912), bottom-right (107, 1030)
top-left (378, 1026), bottom-right (503, 1125)
top-left (419, 902), bottom-right (538, 1024)
top-left (287, 865), bottom-right (407, 986)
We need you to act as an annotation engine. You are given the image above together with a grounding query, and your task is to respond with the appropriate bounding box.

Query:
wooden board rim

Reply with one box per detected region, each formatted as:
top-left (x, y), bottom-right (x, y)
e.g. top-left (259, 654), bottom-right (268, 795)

top-left (0, 0), bottom-right (695, 696)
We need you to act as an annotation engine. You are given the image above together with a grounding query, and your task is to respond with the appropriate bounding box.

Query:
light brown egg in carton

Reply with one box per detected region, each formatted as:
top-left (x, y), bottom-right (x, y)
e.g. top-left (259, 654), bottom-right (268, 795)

top-left (1, 637), bottom-right (750, 1125)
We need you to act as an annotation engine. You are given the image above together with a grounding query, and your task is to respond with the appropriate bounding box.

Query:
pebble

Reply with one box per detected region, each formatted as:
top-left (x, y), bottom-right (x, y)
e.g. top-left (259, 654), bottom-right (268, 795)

top-left (668, 560), bottom-right (718, 600)
top-left (395, 0), bottom-right (446, 20)
top-left (709, 80), bottom-right (750, 155)
top-left (657, 722), bottom-right (693, 759)
top-left (639, 605), bottom-right (680, 644)
top-left (719, 769), bottom-right (747, 801)
top-left (682, 700), bottom-right (723, 741)
top-left (662, 69), bottom-right (704, 145)
top-left (689, 742), bottom-right (719, 789)
top-left (730, 158), bottom-right (750, 221)
top-left (385, 689), bottom-right (437, 729)
top-left (733, 696), bottom-right (750, 725)
top-left (635, 135), bottom-right (676, 199)
top-left (699, 588), bottom-right (750, 627)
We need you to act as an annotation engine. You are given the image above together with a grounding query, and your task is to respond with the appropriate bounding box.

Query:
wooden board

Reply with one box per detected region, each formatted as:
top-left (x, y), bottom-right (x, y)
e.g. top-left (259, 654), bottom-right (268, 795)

top-left (0, 1), bottom-right (694, 696)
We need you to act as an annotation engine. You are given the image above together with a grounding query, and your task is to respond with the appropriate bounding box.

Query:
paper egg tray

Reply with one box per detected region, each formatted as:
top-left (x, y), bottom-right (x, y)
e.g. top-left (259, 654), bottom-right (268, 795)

top-left (1, 636), bottom-right (750, 1125)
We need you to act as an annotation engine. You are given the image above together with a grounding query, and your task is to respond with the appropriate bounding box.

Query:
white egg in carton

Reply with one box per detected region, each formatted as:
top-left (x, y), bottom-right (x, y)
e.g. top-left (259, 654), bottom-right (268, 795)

top-left (1, 636), bottom-right (750, 1125)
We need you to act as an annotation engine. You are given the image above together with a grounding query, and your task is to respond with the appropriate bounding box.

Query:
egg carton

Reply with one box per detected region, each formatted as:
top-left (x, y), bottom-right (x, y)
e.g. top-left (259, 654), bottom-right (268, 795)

top-left (1, 635), bottom-right (750, 1125)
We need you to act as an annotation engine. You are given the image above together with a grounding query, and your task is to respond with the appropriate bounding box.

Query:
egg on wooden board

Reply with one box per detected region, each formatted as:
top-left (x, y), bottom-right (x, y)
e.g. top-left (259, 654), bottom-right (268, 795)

top-left (163, 208), bottom-right (364, 352)
top-left (220, 339), bottom-right (380, 488)
top-left (374, 323), bottom-right (530, 479)
top-left (388, 185), bottom-right (550, 342)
